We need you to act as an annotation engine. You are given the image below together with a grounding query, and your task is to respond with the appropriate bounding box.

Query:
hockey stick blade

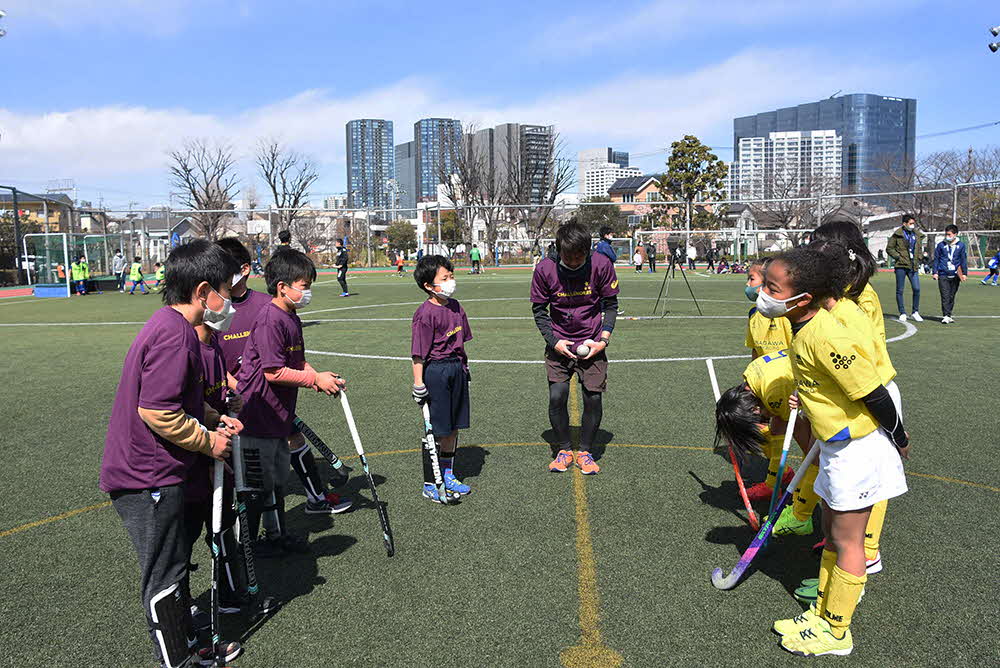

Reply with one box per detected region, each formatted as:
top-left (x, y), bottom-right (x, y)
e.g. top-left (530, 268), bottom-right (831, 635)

top-left (420, 404), bottom-right (458, 504)
top-left (710, 445), bottom-right (819, 590)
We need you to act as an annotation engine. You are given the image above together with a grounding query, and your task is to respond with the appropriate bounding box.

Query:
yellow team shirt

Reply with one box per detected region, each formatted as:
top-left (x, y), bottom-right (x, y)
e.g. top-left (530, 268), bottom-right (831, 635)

top-left (790, 308), bottom-right (882, 443)
top-left (743, 349), bottom-right (796, 422)
top-left (744, 307), bottom-right (793, 357)
top-left (854, 283), bottom-right (896, 384)
top-left (829, 298), bottom-right (894, 386)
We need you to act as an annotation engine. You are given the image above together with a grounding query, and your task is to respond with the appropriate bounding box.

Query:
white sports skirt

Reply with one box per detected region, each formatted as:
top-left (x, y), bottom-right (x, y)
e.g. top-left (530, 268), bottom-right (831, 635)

top-left (813, 381), bottom-right (907, 511)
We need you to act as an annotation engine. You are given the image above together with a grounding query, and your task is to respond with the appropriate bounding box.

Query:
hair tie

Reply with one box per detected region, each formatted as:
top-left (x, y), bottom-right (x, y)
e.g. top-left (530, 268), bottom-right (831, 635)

top-left (848, 249), bottom-right (857, 262)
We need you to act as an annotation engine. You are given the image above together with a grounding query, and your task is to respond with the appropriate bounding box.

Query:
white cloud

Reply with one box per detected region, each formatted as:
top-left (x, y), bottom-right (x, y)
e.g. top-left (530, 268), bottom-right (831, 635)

top-left (0, 48), bottom-right (902, 205)
top-left (4, 0), bottom-right (206, 35)
top-left (539, 0), bottom-right (926, 56)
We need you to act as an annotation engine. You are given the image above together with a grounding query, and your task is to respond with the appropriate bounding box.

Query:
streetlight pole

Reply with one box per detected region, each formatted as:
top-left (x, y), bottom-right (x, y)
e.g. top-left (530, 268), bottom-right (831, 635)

top-left (1, 185), bottom-right (25, 284)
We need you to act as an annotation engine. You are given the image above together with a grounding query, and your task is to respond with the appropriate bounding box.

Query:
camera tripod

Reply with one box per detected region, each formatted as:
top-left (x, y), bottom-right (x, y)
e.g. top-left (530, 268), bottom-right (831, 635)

top-left (651, 257), bottom-right (703, 317)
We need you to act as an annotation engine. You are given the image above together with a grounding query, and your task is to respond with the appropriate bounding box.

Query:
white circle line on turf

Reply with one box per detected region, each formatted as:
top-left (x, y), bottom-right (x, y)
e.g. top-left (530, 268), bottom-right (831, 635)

top-left (886, 319), bottom-right (918, 343)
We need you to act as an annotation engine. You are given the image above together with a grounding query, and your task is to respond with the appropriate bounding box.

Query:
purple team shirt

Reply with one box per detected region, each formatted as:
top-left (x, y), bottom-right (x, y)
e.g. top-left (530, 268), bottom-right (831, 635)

top-left (530, 252), bottom-right (620, 343)
top-left (218, 288), bottom-right (272, 374)
top-left (99, 307), bottom-right (206, 493)
top-left (411, 298), bottom-right (473, 365)
top-left (237, 302), bottom-right (306, 438)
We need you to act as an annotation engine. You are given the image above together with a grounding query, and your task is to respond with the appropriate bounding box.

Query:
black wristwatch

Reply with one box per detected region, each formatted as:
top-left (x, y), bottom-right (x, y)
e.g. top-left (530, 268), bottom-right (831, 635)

top-left (599, 336), bottom-right (611, 347)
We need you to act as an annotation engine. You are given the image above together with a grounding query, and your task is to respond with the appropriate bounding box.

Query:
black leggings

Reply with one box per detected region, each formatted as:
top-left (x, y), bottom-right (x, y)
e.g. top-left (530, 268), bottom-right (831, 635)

top-left (548, 381), bottom-right (603, 451)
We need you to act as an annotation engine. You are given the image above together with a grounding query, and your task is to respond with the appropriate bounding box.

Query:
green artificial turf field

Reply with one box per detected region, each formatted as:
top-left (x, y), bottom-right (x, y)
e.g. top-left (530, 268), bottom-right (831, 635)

top-left (0, 266), bottom-right (997, 667)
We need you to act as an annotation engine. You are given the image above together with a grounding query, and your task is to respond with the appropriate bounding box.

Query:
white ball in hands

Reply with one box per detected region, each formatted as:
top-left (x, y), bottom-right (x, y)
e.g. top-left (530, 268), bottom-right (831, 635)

top-left (576, 339), bottom-right (596, 357)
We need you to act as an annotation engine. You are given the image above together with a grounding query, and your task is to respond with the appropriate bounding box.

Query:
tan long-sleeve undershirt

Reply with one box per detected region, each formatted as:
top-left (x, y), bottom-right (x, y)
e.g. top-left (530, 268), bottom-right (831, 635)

top-left (137, 407), bottom-right (213, 456)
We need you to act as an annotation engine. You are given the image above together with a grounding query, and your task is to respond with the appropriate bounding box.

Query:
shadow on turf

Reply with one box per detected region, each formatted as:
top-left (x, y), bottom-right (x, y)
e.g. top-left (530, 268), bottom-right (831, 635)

top-left (693, 465), bottom-right (822, 598)
top-left (541, 428), bottom-right (614, 460)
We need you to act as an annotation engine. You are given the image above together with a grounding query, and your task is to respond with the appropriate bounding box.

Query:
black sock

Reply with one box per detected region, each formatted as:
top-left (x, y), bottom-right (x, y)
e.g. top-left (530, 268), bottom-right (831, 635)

top-left (580, 388), bottom-right (603, 451)
top-left (548, 381), bottom-right (571, 449)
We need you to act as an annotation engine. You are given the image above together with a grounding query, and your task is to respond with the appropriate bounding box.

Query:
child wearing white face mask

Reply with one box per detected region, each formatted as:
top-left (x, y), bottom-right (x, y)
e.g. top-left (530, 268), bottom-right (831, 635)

top-left (932, 224), bottom-right (968, 324)
top-left (237, 248), bottom-right (346, 555)
top-left (411, 254), bottom-right (474, 502)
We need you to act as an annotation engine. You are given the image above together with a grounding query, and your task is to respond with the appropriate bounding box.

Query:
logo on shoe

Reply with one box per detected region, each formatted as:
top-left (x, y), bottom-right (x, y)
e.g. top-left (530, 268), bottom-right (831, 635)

top-left (829, 352), bottom-right (856, 369)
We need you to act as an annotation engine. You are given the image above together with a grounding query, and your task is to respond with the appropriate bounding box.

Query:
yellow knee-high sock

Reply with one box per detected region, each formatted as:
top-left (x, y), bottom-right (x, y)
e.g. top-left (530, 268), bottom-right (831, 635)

top-left (764, 434), bottom-right (784, 488)
top-left (791, 464), bottom-right (821, 522)
top-left (865, 501), bottom-right (887, 561)
top-left (822, 565), bottom-right (867, 638)
top-left (815, 548), bottom-right (838, 615)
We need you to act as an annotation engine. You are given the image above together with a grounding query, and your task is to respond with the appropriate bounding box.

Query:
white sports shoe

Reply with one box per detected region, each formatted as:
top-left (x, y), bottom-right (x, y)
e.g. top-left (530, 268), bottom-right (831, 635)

top-left (911, 311), bottom-right (923, 322)
top-left (865, 551), bottom-right (883, 574)
top-left (898, 313), bottom-right (908, 323)
top-left (942, 315), bottom-right (954, 324)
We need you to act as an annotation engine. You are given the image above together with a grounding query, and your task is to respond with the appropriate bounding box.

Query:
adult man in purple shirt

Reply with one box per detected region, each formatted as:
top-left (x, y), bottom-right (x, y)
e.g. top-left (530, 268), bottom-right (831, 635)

top-left (99, 240), bottom-right (242, 667)
top-left (531, 221), bottom-right (619, 475)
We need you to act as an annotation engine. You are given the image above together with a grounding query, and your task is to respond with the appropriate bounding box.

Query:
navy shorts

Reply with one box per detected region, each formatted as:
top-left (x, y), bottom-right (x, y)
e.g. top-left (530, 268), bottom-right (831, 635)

top-left (425, 358), bottom-right (470, 436)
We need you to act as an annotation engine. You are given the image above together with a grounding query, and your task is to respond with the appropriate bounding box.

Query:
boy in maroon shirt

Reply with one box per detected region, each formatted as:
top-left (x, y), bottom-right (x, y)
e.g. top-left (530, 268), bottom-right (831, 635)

top-left (99, 240), bottom-right (243, 667)
top-left (530, 221), bottom-right (619, 474)
top-left (217, 237), bottom-right (353, 519)
top-left (411, 255), bottom-right (474, 501)
top-left (237, 248), bottom-right (346, 556)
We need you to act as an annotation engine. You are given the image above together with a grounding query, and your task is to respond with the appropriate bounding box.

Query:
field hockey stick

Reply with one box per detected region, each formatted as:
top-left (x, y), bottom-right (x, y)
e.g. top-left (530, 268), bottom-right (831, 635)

top-left (210, 458), bottom-right (225, 666)
top-left (293, 416), bottom-right (352, 486)
top-left (420, 402), bottom-right (459, 504)
top-left (706, 359), bottom-right (760, 530)
top-left (766, 392), bottom-right (798, 522)
top-left (340, 391), bottom-right (395, 557)
top-left (710, 444), bottom-right (819, 590)
top-left (226, 396), bottom-right (278, 620)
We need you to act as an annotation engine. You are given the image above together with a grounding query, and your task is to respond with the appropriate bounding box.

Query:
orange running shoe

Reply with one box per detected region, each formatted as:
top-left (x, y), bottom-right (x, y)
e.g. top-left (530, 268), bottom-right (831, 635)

top-left (549, 449), bottom-right (574, 472)
top-left (576, 451), bottom-right (600, 475)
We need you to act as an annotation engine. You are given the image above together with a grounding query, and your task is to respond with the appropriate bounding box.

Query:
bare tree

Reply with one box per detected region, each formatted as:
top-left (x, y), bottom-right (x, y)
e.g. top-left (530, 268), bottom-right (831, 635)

top-left (244, 184), bottom-right (260, 211)
top-left (501, 129), bottom-right (574, 244)
top-left (437, 128), bottom-right (480, 250)
top-left (168, 139), bottom-right (240, 240)
top-left (256, 139), bottom-right (320, 246)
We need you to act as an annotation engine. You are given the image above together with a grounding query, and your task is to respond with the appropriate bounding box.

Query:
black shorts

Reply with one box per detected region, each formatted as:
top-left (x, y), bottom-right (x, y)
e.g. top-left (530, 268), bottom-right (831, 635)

top-left (425, 358), bottom-right (471, 436)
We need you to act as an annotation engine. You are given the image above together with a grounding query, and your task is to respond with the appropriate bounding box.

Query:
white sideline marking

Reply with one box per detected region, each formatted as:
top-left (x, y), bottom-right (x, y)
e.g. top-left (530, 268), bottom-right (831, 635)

top-left (886, 319), bottom-right (918, 343)
top-left (306, 348), bottom-right (752, 365)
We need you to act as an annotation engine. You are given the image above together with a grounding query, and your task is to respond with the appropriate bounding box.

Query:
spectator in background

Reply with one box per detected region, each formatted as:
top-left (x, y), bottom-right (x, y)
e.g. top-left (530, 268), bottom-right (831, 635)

top-left (886, 213), bottom-right (924, 323)
top-left (981, 249), bottom-right (1000, 286)
top-left (470, 244), bottom-right (482, 274)
top-left (932, 224), bottom-right (968, 324)
top-left (632, 248), bottom-right (643, 273)
top-left (647, 241), bottom-right (657, 273)
top-left (113, 249), bottom-right (126, 292)
top-left (277, 230), bottom-right (291, 247)
top-left (877, 248), bottom-right (887, 268)
top-left (671, 245), bottom-right (683, 277)
top-left (71, 254), bottom-right (89, 295)
top-left (594, 227), bottom-right (617, 264)
top-left (705, 247), bottom-right (717, 273)
top-left (335, 239), bottom-right (350, 297)
top-left (686, 244), bottom-right (696, 270)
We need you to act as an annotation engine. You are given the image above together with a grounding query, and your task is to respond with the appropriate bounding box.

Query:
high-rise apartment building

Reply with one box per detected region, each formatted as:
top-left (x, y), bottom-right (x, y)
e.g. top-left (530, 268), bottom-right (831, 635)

top-left (734, 94), bottom-right (915, 192)
top-left (323, 194), bottom-right (348, 210)
top-left (730, 130), bottom-right (842, 201)
top-left (346, 119), bottom-right (394, 209)
top-left (577, 147), bottom-right (630, 193)
top-left (414, 118), bottom-right (463, 204)
top-left (584, 163), bottom-right (642, 199)
top-left (394, 140), bottom-right (416, 212)
top-left (470, 123), bottom-right (555, 205)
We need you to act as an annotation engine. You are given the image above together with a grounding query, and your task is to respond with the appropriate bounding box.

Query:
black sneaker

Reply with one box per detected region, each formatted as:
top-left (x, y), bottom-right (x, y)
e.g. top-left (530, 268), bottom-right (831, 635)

top-left (196, 641), bottom-right (243, 666)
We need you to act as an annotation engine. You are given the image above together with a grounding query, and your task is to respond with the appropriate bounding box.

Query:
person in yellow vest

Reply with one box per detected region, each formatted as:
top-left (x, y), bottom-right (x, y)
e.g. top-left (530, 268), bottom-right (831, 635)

top-left (128, 256), bottom-right (149, 295)
top-left (70, 255), bottom-right (89, 295)
top-left (153, 262), bottom-right (166, 290)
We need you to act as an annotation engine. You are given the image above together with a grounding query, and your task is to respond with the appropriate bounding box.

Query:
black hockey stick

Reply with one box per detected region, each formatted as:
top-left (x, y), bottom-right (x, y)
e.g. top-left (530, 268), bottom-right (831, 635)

top-left (209, 459), bottom-right (225, 666)
top-left (293, 416), bottom-right (351, 486)
top-left (420, 402), bottom-right (459, 504)
top-left (340, 391), bottom-right (395, 557)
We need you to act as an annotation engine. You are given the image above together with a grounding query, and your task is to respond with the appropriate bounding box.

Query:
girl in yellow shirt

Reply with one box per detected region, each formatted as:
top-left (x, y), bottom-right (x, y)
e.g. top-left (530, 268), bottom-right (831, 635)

top-left (757, 247), bottom-right (909, 657)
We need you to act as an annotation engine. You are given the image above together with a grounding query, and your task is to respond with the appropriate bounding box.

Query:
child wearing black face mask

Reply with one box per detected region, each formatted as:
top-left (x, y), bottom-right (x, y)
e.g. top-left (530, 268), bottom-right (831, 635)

top-left (531, 222), bottom-right (619, 475)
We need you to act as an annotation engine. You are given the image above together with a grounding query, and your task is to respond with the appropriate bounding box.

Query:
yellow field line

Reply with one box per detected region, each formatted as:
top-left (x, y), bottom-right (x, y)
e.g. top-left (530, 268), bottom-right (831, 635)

top-left (3, 445), bottom-right (996, 541)
top-left (0, 501), bottom-right (112, 539)
top-left (559, 383), bottom-right (624, 668)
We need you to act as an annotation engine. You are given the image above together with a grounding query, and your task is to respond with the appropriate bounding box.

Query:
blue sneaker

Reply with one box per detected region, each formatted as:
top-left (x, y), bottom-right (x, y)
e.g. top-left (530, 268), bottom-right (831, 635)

top-left (340, 292), bottom-right (350, 297)
top-left (443, 472), bottom-right (471, 495)
top-left (422, 483), bottom-right (460, 504)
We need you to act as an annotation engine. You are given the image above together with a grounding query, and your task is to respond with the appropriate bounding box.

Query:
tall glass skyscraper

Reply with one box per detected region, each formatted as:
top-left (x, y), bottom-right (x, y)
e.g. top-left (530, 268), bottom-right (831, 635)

top-left (346, 119), bottom-right (394, 209)
top-left (733, 94), bottom-right (916, 193)
top-left (414, 118), bottom-right (463, 203)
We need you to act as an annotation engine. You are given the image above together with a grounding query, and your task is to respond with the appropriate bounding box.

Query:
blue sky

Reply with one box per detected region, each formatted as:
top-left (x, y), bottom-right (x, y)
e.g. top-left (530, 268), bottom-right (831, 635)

top-left (1, 0), bottom-right (999, 209)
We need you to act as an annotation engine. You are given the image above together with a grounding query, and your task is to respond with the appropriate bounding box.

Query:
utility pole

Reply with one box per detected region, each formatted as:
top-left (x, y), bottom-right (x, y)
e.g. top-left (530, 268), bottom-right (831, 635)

top-left (3, 186), bottom-right (26, 285)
